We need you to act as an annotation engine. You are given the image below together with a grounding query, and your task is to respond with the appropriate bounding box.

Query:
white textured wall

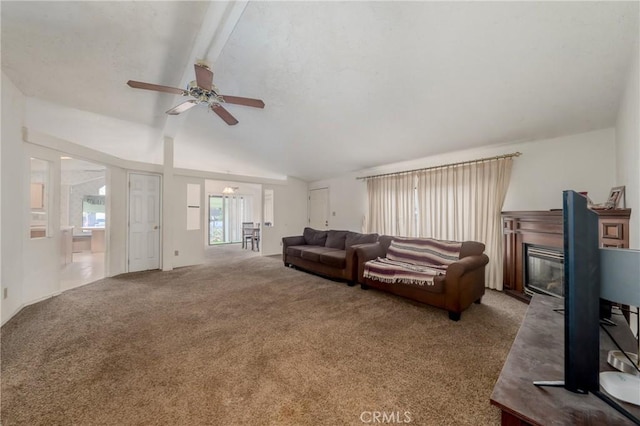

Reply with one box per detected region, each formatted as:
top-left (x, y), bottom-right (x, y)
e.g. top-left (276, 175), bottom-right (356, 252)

top-left (25, 98), bottom-right (163, 166)
top-left (0, 76), bottom-right (2, 322)
top-left (502, 129), bottom-right (616, 210)
top-left (615, 40), bottom-right (640, 249)
top-left (262, 177), bottom-right (308, 256)
top-left (22, 143), bottom-right (61, 305)
top-left (172, 175), bottom-right (205, 268)
top-left (1, 72), bottom-right (26, 324)
top-left (309, 174), bottom-right (367, 232)
top-left (107, 167), bottom-right (127, 277)
top-left (310, 128), bottom-right (618, 234)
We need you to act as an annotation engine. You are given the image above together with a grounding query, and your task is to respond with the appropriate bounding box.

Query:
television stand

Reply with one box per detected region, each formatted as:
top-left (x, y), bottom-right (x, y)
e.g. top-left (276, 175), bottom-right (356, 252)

top-left (490, 294), bottom-right (639, 425)
top-left (532, 380), bottom-right (565, 388)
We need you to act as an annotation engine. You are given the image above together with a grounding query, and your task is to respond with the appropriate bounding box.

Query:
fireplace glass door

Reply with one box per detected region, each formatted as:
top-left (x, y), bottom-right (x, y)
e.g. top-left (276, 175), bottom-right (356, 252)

top-left (525, 245), bottom-right (564, 298)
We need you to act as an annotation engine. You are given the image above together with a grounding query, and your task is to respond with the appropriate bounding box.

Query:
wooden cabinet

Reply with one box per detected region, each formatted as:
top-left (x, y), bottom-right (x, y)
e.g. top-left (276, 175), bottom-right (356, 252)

top-left (502, 209), bottom-right (631, 301)
top-left (598, 212), bottom-right (630, 247)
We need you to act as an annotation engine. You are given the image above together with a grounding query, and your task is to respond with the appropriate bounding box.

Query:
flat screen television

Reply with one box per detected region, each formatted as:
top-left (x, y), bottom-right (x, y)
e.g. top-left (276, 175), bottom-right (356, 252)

top-left (563, 189), bottom-right (600, 393)
top-left (561, 190), bottom-right (639, 424)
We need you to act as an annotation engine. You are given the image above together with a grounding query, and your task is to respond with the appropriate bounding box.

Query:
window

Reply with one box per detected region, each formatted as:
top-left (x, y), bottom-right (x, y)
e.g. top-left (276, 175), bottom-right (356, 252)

top-left (263, 189), bottom-right (274, 227)
top-left (30, 158), bottom-right (50, 238)
top-left (82, 195), bottom-right (105, 228)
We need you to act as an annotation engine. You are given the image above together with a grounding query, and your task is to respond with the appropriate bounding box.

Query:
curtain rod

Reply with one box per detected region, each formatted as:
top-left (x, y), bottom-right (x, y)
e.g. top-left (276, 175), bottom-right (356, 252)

top-left (356, 152), bottom-right (522, 181)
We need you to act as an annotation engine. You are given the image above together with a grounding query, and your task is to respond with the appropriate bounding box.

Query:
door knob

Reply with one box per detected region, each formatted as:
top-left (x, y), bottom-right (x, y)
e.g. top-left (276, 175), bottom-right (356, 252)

top-left (154, 225), bottom-right (159, 230)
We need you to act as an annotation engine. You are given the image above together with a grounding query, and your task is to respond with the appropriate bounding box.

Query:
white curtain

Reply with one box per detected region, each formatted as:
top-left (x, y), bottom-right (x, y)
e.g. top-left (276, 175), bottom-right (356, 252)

top-left (415, 158), bottom-right (513, 290)
top-left (223, 195), bottom-right (253, 243)
top-left (224, 195), bottom-right (240, 242)
top-left (366, 173), bottom-right (417, 236)
top-left (243, 196), bottom-right (254, 224)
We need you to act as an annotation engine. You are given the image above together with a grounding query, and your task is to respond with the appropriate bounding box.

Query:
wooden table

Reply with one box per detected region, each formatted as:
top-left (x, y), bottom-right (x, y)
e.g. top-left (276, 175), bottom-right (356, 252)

top-left (490, 294), bottom-right (639, 425)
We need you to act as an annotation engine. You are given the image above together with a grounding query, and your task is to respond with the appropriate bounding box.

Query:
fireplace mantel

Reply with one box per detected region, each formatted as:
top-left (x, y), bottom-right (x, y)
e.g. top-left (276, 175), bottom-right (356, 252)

top-left (501, 209), bottom-right (631, 302)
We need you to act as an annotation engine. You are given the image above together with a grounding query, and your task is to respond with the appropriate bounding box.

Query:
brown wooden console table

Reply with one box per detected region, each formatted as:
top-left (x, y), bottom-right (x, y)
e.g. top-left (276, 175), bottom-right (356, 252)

top-left (490, 295), bottom-right (639, 425)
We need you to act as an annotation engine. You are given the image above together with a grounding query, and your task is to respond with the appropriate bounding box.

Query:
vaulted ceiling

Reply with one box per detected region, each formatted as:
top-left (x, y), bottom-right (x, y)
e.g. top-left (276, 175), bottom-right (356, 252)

top-left (2, 1), bottom-right (638, 181)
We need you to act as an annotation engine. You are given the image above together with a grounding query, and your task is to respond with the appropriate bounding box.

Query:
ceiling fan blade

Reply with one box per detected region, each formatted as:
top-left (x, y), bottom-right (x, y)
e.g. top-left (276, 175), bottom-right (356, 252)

top-left (194, 64), bottom-right (213, 90)
top-left (127, 80), bottom-right (186, 95)
top-left (166, 100), bottom-right (198, 115)
top-left (211, 104), bottom-right (238, 126)
top-left (220, 95), bottom-right (265, 109)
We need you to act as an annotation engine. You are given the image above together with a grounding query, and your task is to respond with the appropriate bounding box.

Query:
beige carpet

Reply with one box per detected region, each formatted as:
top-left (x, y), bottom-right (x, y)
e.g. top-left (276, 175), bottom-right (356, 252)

top-left (1, 247), bottom-right (526, 425)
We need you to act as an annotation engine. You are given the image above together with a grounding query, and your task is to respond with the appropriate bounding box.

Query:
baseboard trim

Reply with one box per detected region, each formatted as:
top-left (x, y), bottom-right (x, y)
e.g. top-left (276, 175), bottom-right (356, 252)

top-left (2, 290), bottom-right (63, 326)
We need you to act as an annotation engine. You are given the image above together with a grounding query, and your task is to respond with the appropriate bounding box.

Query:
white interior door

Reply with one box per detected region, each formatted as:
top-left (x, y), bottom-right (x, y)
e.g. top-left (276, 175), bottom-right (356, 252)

top-left (128, 173), bottom-right (161, 272)
top-left (308, 188), bottom-right (329, 229)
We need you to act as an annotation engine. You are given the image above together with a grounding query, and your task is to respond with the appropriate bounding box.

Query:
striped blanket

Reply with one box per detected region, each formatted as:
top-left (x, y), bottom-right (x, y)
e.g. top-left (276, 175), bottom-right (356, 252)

top-left (363, 238), bottom-right (462, 286)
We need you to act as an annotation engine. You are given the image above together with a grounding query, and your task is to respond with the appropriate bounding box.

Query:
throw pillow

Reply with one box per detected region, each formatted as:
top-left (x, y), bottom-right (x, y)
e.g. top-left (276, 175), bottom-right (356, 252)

top-left (325, 230), bottom-right (349, 249)
top-left (345, 232), bottom-right (379, 248)
top-left (303, 227), bottom-right (328, 246)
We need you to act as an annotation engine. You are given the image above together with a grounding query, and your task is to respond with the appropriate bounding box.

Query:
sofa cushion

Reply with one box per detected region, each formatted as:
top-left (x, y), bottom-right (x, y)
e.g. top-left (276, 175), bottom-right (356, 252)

top-left (303, 227), bottom-right (328, 246)
top-left (387, 237), bottom-right (462, 268)
top-left (287, 245), bottom-right (311, 258)
top-left (345, 232), bottom-right (379, 248)
top-left (318, 250), bottom-right (347, 268)
top-left (300, 247), bottom-right (338, 262)
top-left (325, 230), bottom-right (349, 249)
top-left (378, 235), bottom-right (394, 251)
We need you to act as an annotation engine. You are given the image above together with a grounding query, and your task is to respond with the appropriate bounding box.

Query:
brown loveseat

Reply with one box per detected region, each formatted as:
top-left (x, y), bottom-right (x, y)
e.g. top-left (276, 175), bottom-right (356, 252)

top-left (356, 236), bottom-right (489, 320)
top-left (282, 228), bottom-right (379, 284)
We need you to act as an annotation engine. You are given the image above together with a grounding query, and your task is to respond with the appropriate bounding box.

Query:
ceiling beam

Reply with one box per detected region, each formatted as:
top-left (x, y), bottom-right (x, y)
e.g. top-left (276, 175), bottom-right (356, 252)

top-left (162, 1), bottom-right (248, 140)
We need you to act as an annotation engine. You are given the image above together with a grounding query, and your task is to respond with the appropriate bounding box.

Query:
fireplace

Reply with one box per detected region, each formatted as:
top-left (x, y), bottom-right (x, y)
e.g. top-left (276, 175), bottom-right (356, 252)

top-left (502, 210), bottom-right (630, 302)
top-left (524, 245), bottom-right (564, 298)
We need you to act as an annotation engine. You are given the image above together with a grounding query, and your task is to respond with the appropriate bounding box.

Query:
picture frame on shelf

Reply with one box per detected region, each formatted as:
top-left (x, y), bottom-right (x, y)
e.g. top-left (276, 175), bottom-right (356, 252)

top-left (606, 186), bottom-right (625, 209)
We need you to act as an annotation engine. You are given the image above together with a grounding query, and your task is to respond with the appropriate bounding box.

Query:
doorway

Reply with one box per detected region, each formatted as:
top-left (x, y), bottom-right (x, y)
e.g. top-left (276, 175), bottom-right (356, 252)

top-left (208, 194), bottom-right (253, 244)
top-left (59, 157), bottom-right (107, 290)
top-left (204, 180), bottom-right (262, 250)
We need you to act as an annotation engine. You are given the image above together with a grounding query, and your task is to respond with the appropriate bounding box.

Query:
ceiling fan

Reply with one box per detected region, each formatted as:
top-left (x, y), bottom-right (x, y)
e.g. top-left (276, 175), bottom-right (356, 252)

top-left (127, 63), bottom-right (265, 125)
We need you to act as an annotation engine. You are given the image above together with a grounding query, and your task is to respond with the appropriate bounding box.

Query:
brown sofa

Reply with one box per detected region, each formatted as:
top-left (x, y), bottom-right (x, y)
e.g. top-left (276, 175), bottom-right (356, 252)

top-left (356, 236), bottom-right (489, 320)
top-left (282, 228), bottom-right (379, 284)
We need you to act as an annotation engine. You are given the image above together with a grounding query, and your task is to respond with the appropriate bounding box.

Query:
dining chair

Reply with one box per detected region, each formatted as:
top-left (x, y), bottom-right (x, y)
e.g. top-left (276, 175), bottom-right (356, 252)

top-left (242, 222), bottom-right (254, 249)
top-left (252, 224), bottom-right (260, 251)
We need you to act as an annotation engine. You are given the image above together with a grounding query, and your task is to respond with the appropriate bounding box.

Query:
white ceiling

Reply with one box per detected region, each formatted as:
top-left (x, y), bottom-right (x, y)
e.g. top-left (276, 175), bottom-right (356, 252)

top-left (2, 1), bottom-right (638, 182)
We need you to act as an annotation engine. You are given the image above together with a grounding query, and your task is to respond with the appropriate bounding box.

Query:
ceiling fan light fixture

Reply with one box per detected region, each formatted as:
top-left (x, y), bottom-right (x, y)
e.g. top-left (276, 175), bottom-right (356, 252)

top-left (166, 100), bottom-right (198, 115)
top-left (127, 62), bottom-right (264, 125)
